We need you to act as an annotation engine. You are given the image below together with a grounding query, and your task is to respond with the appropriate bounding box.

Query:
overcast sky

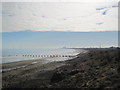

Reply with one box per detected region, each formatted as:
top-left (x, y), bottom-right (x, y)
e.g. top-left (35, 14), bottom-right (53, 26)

top-left (1, 1), bottom-right (119, 32)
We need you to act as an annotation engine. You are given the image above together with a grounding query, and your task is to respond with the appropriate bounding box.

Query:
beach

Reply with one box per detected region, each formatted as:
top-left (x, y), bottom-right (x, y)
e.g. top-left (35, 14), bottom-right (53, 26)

top-left (2, 48), bottom-right (120, 88)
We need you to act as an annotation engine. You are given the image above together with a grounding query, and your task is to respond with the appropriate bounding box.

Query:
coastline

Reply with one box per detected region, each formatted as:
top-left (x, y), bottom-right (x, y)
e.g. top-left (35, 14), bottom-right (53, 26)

top-left (1, 48), bottom-right (82, 72)
top-left (2, 48), bottom-right (120, 88)
top-left (2, 58), bottom-right (51, 69)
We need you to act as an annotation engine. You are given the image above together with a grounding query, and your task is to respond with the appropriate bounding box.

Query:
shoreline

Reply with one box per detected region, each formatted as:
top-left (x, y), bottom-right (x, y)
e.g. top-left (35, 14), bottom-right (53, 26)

top-left (1, 48), bottom-right (83, 72)
top-left (2, 58), bottom-right (48, 69)
top-left (2, 48), bottom-right (80, 64)
top-left (1, 56), bottom-right (77, 73)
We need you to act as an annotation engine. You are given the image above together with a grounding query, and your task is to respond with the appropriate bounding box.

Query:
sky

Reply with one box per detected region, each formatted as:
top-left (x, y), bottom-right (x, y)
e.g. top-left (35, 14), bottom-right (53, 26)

top-left (2, 31), bottom-right (118, 49)
top-left (1, 1), bottom-right (119, 32)
top-left (0, 0), bottom-right (119, 49)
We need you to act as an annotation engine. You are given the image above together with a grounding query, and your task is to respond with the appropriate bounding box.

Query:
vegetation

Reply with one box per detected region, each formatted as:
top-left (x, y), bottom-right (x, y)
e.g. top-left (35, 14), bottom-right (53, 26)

top-left (2, 48), bottom-right (120, 88)
top-left (49, 48), bottom-right (120, 88)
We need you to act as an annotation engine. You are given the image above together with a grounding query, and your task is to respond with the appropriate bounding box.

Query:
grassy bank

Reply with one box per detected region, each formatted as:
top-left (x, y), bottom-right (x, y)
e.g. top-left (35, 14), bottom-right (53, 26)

top-left (50, 48), bottom-right (120, 88)
top-left (2, 48), bottom-right (120, 88)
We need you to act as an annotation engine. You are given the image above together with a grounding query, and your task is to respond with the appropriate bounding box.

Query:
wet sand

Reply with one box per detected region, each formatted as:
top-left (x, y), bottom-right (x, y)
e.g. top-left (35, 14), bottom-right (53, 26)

top-left (2, 59), bottom-right (43, 69)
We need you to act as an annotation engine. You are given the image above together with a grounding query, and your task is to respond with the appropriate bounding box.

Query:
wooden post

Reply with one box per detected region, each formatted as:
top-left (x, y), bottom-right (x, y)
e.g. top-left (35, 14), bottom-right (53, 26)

top-left (44, 55), bottom-right (46, 57)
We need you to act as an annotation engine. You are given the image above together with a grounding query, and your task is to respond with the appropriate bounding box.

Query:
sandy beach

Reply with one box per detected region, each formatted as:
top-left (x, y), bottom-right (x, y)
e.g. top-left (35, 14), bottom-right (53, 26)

top-left (2, 48), bottom-right (120, 88)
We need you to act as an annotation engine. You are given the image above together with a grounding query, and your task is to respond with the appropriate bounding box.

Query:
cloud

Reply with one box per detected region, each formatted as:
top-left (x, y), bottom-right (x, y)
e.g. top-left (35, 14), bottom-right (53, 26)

top-left (2, 11), bottom-right (15, 16)
top-left (96, 7), bottom-right (107, 10)
top-left (1, 2), bottom-right (118, 32)
top-left (96, 3), bottom-right (118, 15)
top-left (102, 10), bottom-right (108, 15)
top-left (112, 5), bottom-right (119, 7)
top-left (96, 22), bottom-right (104, 25)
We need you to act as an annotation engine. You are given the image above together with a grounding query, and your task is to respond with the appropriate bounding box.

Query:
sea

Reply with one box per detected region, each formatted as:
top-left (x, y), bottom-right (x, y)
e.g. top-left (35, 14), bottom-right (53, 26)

top-left (1, 48), bottom-right (81, 64)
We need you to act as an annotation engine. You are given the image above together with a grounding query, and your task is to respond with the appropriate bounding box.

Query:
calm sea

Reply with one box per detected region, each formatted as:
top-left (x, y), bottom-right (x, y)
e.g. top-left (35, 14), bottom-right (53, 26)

top-left (1, 48), bottom-right (80, 64)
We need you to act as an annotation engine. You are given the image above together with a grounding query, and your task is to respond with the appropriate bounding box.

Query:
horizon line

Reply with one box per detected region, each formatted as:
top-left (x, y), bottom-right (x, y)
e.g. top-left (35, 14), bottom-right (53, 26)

top-left (1, 30), bottom-right (119, 33)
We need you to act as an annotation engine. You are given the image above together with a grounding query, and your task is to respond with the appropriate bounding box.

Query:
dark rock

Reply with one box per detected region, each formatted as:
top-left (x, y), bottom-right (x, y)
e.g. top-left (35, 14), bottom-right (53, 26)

top-left (69, 69), bottom-right (83, 75)
top-left (117, 66), bottom-right (120, 73)
top-left (51, 71), bottom-right (65, 83)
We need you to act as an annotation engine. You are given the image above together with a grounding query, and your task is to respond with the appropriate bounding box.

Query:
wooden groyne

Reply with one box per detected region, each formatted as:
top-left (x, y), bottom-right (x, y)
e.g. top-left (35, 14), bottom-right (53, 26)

top-left (22, 54), bottom-right (76, 58)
